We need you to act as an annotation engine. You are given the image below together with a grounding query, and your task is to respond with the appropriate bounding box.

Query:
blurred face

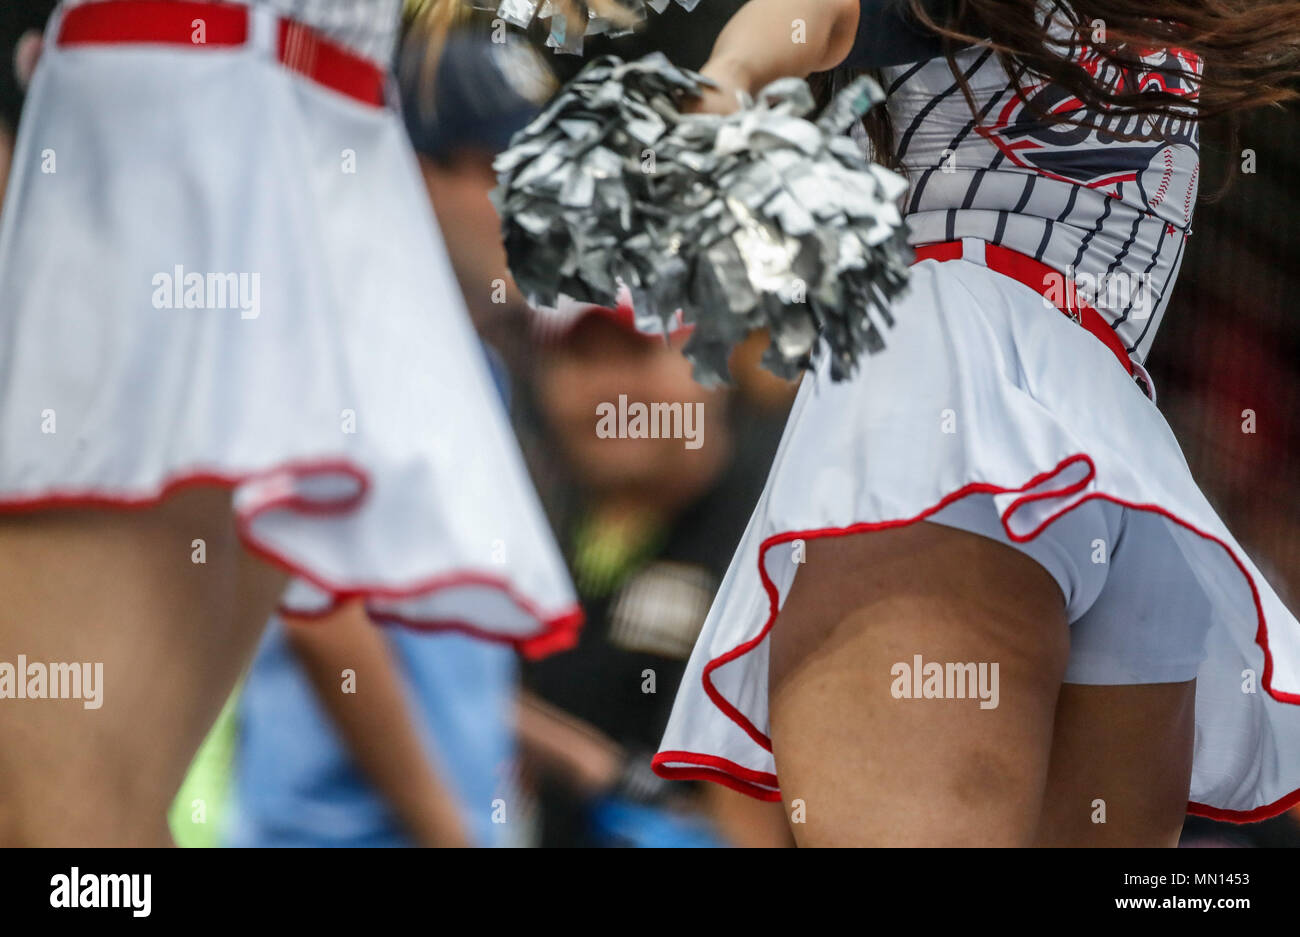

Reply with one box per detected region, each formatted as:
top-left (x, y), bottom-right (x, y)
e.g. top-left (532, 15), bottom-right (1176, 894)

top-left (535, 315), bottom-right (731, 502)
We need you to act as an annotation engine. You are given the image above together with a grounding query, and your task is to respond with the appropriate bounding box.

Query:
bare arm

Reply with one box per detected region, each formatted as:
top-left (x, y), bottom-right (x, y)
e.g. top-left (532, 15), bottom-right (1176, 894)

top-left (283, 601), bottom-right (471, 847)
top-left (696, 0), bottom-right (862, 110)
top-left (514, 689), bottom-right (624, 795)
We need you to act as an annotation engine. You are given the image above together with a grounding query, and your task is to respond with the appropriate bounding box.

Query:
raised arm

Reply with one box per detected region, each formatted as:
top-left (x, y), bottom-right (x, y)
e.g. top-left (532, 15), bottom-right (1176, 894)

top-left (696, 0), bottom-right (862, 111)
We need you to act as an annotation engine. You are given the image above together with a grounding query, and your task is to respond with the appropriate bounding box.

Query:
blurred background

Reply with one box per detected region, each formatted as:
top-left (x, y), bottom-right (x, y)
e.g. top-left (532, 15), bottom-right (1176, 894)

top-left (1, 0), bottom-right (1296, 847)
top-left (1153, 109), bottom-right (1300, 848)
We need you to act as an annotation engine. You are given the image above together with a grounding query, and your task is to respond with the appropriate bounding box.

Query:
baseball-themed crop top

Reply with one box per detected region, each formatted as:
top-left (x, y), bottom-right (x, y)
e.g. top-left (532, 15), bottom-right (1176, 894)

top-left (839, 0), bottom-right (1201, 363)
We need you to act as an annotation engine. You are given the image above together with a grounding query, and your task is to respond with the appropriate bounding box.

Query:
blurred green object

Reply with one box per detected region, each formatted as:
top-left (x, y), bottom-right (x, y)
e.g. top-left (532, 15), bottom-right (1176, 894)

top-left (168, 688), bottom-right (241, 848)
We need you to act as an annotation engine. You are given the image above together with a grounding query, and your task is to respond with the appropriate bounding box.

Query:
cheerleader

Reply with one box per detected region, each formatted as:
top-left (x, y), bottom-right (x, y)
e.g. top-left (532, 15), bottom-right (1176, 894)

top-left (652, 0), bottom-right (1300, 845)
top-left (0, 0), bottom-right (578, 845)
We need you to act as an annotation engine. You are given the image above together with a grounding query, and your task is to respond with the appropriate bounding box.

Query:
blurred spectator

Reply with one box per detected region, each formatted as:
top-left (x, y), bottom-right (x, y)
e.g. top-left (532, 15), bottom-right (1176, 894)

top-left (400, 21), bottom-right (555, 360)
top-left (228, 603), bottom-right (516, 847)
top-left (512, 300), bottom-right (795, 847)
top-left (404, 11), bottom-right (797, 847)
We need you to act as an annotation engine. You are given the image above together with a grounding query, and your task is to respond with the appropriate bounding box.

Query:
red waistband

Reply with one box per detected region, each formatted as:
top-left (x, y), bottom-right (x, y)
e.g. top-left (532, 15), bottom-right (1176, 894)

top-left (57, 0), bottom-right (386, 108)
top-left (913, 240), bottom-right (1138, 382)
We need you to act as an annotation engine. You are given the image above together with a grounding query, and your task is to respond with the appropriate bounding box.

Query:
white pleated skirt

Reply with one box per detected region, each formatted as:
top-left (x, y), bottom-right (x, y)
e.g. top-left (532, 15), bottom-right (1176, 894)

top-left (654, 253), bottom-right (1300, 822)
top-left (0, 13), bottom-right (580, 655)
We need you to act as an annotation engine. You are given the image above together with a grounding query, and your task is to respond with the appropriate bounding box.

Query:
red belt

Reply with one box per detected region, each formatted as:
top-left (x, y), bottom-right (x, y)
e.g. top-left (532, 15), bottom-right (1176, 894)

top-left (57, 0), bottom-right (386, 107)
top-left (913, 239), bottom-right (1145, 390)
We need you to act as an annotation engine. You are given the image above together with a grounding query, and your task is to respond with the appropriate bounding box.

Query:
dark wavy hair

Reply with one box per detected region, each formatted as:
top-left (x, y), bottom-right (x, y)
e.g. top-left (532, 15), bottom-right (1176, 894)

top-left (819, 0), bottom-right (1300, 180)
top-left (920, 0), bottom-right (1300, 116)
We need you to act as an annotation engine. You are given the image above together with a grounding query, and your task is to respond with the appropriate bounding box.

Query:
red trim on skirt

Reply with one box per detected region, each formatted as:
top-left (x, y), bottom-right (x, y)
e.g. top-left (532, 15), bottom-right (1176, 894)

top-left (652, 452), bottom-right (1300, 823)
top-left (0, 462), bottom-right (583, 659)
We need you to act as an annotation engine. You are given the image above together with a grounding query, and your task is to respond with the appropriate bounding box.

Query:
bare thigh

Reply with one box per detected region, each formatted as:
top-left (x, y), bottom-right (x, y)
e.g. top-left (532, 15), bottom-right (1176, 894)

top-left (1035, 681), bottom-right (1196, 847)
top-left (769, 522), bottom-right (1069, 847)
top-left (0, 485), bottom-right (288, 845)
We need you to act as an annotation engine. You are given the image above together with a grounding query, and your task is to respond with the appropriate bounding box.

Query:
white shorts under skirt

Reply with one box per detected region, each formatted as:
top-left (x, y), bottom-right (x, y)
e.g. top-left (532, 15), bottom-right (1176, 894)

top-left (929, 493), bottom-right (1213, 684)
top-left (0, 10), bottom-right (580, 655)
top-left (654, 254), bottom-right (1300, 822)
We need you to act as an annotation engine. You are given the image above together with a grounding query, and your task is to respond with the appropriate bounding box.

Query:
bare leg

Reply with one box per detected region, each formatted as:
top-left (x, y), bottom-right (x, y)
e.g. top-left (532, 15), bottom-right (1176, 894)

top-left (769, 522), bottom-right (1068, 846)
top-left (0, 486), bottom-right (288, 845)
top-left (1035, 682), bottom-right (1196, 847)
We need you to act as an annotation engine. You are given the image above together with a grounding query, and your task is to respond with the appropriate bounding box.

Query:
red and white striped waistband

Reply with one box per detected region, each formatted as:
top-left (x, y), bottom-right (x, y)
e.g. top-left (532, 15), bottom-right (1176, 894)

top-left (914, 238), bottom-right (1155, 400)
top-left (56, 0), bottom-right (387, 107)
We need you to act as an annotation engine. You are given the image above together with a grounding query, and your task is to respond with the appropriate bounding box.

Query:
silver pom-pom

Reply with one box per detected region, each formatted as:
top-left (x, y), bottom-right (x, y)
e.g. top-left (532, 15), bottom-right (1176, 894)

top-left (493, 53), bottom-right (913, 384)
top-left (465, 0), bottom-right (699, 55)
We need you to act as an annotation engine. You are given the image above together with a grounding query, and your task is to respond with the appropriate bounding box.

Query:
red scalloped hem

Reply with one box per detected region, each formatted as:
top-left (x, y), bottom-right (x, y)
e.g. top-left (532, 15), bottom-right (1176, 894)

top-left (0, 460), bottom-right (584, 658)
top-left (652, 751), bottom-right (781, 802)
top-left (305, 604), bottom-right (584, 660)
top-left (652, 452), bottom-right (1300, 824)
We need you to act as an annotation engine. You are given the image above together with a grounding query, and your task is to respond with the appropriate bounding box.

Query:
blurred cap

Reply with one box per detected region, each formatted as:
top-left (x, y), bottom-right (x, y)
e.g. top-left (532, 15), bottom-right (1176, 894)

top-left (531, 285), bottom-right (693, 345)
top-left (399, 32), bottom-right (556, 162)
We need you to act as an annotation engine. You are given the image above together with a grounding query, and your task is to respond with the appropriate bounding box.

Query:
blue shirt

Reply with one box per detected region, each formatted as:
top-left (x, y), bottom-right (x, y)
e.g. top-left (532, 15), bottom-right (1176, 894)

top-left (227, 619), bottom-right (517, 848)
